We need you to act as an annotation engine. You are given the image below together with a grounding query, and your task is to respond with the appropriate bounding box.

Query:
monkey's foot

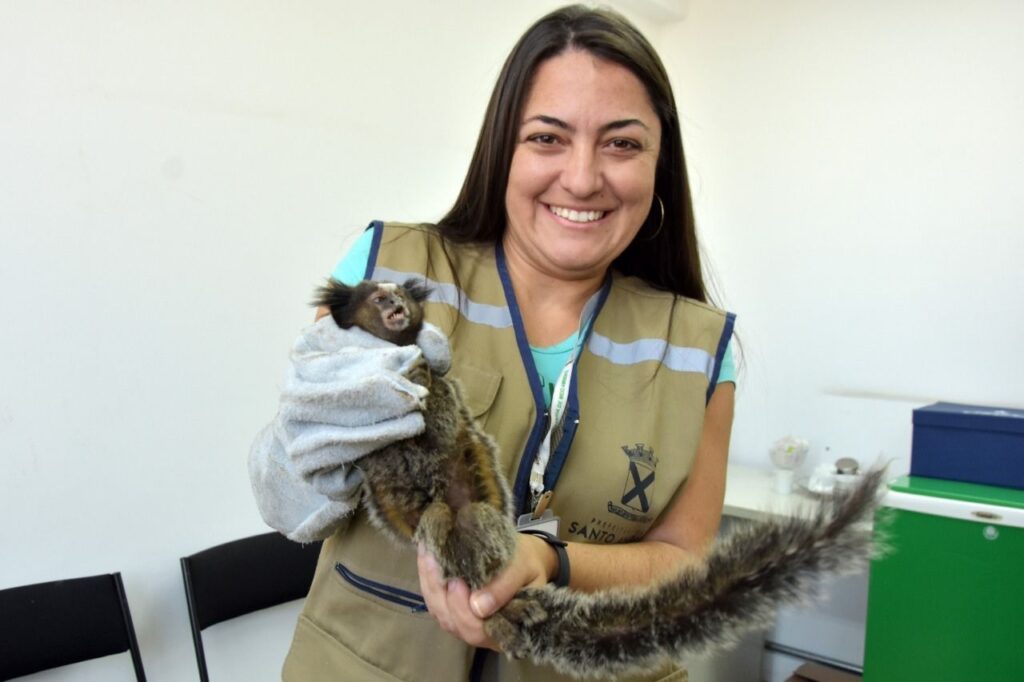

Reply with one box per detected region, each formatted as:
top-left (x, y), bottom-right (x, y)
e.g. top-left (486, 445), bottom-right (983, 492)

top-left (486, 592), bottom-right (549, 659)
top-left (441, 502), bottom-right (517, 587)
top-left (414, 501), bottom-right (453, 561)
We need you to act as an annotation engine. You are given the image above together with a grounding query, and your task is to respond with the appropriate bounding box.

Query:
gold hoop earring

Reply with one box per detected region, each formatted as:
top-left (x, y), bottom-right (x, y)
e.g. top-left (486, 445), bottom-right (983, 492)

top-left (644, 194), bottom-right (665, 241)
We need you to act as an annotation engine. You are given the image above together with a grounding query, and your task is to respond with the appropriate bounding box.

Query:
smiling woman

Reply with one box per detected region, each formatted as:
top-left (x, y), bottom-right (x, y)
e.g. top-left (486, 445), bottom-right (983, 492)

top-left (251, 5), bottom-right (737, 682)
top-left (504, 50), bottom-right (662, 305)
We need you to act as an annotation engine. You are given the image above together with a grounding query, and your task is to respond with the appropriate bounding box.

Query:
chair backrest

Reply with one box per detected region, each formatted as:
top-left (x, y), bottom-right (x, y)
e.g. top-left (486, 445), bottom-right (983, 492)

top-left (180, 531), bottom-right (321, 681)
top-left (0, 572), bottom-right (146, 681)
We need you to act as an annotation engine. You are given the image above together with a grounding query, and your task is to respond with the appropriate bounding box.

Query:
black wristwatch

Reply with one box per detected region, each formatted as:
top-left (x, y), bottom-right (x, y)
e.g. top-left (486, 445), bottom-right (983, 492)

top-left (519, 529), bottom-right (570, 588)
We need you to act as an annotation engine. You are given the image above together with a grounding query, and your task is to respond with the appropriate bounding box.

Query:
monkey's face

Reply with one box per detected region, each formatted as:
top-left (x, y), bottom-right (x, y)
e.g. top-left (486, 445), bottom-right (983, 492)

top-left (349, 281), bottom-right (426, 346)
top-left (370, 283), bottom-right (417, 333)
top-left (315, 277), bottom-right (430, 347)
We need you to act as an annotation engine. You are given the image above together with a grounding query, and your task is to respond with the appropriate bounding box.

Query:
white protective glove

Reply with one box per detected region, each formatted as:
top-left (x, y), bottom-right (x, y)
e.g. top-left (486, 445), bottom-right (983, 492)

top-left (248, 317), bottom-right (451, 542)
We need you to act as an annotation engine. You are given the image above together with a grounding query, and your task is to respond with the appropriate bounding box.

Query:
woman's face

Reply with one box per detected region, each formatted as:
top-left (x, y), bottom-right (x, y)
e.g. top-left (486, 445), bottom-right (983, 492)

top-left (504, 49), bottom-right (662, 284)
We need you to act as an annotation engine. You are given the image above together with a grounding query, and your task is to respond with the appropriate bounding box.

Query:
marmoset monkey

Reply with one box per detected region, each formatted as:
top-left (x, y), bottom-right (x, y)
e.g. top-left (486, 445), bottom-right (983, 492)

top-left (314, 278), bottom-right (884, 680)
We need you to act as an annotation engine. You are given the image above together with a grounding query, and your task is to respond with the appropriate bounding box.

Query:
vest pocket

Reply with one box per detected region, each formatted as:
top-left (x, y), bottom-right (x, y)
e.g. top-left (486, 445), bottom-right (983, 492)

top-left (334, 562), bottom-right (427, 613)
top-left (449, 362), bottom-right (501, 418)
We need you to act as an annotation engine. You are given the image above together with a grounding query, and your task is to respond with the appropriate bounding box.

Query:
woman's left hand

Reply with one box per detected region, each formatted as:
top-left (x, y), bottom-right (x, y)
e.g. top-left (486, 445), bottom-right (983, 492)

top-left (416, 534), bottom-right (555, 649)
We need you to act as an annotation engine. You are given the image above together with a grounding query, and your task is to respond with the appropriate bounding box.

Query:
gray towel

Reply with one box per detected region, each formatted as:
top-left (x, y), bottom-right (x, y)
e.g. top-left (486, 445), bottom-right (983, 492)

top-left (248, 316), bottom-right (451, 542)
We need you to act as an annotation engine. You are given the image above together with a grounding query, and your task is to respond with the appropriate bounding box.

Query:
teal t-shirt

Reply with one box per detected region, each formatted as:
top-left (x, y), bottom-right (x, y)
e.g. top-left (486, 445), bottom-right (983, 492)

top-left (331, 229), bottom-right (736, 406)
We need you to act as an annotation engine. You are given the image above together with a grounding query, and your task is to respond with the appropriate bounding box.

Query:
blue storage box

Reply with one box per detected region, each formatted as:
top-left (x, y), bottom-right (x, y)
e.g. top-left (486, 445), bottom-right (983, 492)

top-left (911, 402), bottom-right (1024, 490)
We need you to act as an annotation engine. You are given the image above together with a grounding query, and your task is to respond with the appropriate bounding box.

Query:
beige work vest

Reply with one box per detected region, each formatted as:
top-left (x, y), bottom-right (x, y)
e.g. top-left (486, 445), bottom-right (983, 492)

top-left (283, 222), bottom-right (734, 682)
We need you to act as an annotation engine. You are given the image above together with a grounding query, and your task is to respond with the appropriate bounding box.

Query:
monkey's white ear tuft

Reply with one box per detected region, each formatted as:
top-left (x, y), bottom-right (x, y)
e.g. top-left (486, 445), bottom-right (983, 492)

top-left (416, 322), bottom-right (452, 374)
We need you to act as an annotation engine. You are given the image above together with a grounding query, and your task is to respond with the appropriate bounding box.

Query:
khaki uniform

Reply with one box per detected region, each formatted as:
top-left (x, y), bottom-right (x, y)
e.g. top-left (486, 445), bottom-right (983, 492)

top-left (283, 222), bottom-right (735, 682)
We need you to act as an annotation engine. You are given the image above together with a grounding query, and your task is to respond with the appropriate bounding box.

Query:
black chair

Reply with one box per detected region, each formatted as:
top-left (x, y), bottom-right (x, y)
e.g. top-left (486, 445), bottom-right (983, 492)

top-left (0, 572), bottom-right (146, 681)
top-left (180, 531), bottom-right (321, 681)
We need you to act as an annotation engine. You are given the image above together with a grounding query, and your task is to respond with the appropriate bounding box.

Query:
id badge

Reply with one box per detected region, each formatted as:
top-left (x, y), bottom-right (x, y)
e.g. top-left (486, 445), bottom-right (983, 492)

top-left (516, 509), bottom-right (560, 536)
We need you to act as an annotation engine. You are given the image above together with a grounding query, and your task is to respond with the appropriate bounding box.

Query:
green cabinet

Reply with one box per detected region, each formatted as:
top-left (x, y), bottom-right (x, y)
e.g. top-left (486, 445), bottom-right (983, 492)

top-left (863, 476), bottom-right (1024, 681)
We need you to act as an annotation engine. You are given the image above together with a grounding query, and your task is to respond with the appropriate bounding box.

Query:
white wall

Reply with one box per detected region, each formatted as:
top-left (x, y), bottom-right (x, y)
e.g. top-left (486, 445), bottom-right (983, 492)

top-left (663, 0), bottom-right (1024, 475)
top-left (0, 2), bottom-right (659, 681)
top-left (662, 2), bottom-right (1024, 677)
top-left (2, 1), bottom-right (1021, 681)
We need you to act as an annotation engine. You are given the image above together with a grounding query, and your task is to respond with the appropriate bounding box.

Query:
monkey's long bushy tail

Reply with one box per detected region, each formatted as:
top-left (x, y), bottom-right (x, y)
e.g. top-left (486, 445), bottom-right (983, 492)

top-left (487, 468), bottom-right (886, 679)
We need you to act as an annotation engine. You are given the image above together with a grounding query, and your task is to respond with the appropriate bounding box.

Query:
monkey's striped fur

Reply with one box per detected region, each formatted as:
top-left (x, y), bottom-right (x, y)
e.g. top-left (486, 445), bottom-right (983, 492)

top-left (314, 278), bottom-right (517, 587)
top-left (316, 278), bottom-right (886, 679)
